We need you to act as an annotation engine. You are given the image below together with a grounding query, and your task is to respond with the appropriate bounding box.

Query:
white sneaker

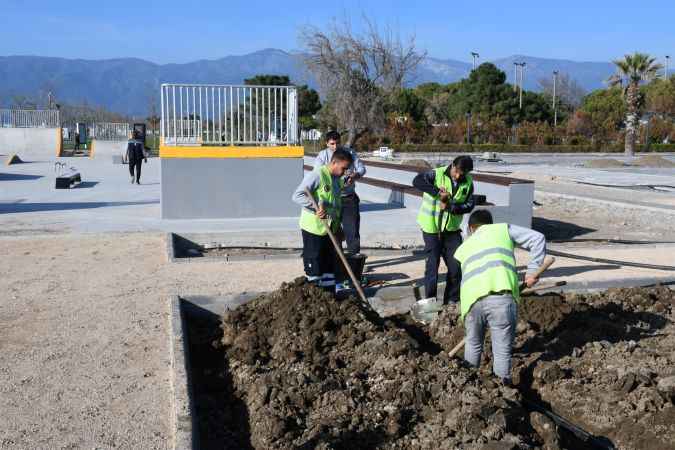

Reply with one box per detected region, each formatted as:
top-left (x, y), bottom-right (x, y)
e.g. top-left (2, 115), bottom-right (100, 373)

top-left (130, 177), bottom-right (135, 184)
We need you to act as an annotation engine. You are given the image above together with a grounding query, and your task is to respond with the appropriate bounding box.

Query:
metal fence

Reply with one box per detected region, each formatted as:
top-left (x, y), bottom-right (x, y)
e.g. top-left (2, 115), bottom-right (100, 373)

top-left (0, 109), bottom-right (60, 128)
top-left (91, 122), bottom-right (130, 141)
top-left (160, 84), bottom-right (298, 146)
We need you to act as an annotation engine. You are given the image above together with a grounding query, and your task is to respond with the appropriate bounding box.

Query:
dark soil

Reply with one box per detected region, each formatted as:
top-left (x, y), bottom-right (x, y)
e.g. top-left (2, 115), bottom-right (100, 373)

top-left (189, 282), bottom-right (675, 450)
top-left (218, 278), bottom-right (539, 449)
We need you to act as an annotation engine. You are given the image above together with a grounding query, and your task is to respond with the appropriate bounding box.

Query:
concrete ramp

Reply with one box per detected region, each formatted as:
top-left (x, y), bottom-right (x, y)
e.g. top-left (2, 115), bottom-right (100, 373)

top-left (0, 128), bottom-right (62, 161)
top-left (90, 139), bottom-right (127, 161)
top-left (4, 154), bottom-right (23, 165)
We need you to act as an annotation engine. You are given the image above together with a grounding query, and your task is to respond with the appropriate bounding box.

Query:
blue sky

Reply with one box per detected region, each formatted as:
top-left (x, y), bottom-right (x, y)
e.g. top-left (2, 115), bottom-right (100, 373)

top-left (2, 0), bottom-right (674, 64)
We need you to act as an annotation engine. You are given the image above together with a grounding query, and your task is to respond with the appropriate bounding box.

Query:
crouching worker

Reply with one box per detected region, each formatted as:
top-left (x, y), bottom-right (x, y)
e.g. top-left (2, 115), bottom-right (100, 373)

top-left (292, 149), bottom-right (353, 291)
top-left (454, 210), bottom-right (546, 383)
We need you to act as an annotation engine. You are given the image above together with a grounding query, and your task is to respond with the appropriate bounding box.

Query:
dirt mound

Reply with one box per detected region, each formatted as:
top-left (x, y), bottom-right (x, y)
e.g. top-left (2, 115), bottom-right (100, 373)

top-left (513, 286), bottom-right (675, 450)
top-left (219, 279), bottom-right (539, 449)
top-left (198, 283), bottom-right (675, 449)
top-left (631, 154), bottom-right (675, 168)
top-left (583, 159), bottom-right (626, 168)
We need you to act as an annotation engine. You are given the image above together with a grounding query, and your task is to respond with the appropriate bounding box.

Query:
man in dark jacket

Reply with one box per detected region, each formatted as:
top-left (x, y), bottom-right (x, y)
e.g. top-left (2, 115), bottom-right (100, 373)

top-left (126, 131), bottom-right (147, 184)
top-left (412, 155), bottom-right (475, 308)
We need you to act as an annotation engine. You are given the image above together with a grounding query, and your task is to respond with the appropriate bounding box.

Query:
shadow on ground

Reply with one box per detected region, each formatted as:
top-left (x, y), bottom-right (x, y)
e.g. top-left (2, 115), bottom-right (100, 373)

top-left (532, 217), bottom-right (596, 240)
top-left (544, 264), bottom-right (620, 277)
top-left (184, 302), bottom-right (253, 450)
top-left (0, 173), bottom-right (43, 181)
top-left (0, 200), bottom-right (159, 214)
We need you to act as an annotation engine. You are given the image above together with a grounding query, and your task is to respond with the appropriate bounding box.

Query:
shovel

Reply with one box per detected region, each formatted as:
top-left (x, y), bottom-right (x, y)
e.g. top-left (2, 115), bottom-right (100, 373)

top-left (303, 188), bottom-right (375, 313)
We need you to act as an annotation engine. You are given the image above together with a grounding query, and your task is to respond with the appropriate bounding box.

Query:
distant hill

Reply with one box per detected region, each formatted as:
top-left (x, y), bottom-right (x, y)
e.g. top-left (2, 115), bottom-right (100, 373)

top-left (0, 49), bottom-right (617, 116)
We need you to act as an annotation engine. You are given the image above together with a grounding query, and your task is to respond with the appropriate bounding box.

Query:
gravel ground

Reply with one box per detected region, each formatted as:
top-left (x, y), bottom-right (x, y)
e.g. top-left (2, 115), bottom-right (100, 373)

top-left (0, 233), bottom-right (307, 449)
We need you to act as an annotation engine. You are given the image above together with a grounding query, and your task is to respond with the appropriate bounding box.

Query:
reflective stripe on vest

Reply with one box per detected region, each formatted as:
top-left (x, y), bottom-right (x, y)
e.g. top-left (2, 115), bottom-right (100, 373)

top-left (416, 166), bottom-right (472, 234)
top-left (454, 223), bottom-right (519, 321)
top-left (299, 165), bottom-right (342, 236)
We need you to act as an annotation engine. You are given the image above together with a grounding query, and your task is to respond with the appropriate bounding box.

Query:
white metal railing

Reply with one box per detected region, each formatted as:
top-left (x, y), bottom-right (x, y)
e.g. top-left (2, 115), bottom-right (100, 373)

top-left (160, 84), bottom-right (298, 146)
top-left (0, 109), bottom-right (60, 128)
top-left (92, 122), bottom-right (131, 141)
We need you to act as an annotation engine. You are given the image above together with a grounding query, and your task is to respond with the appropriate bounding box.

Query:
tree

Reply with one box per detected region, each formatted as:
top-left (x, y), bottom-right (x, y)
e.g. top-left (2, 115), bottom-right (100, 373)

top-left (609, 52), bottom-right (663, 155)
top-left (244, 74), bottom-right (321, 130)
top-left (444, 63), bottom-right (553, 126)
top-left (300, 16), bottom-right (426, 146)
top-left (645, 76), bottom-right (675, 116)
top-left (538, 72), bottom-right (586, 110)
top-left (578, 87), bottom-right (625, 144)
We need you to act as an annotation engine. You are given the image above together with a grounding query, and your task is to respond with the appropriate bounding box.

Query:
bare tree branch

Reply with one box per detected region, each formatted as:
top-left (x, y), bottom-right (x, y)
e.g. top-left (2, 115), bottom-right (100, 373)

top-left (300, 15), bottom-right (426, 146)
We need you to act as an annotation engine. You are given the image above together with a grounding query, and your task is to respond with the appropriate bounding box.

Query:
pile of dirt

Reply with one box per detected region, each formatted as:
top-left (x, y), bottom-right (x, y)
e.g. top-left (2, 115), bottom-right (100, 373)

top-left (198, 282), bottom-right (674, 449)
top-left (583, 159), bottom-right (626, 168)
top-left (423, 287), bottom-right (675, 450)
top-left (631, 154), bottom-right (675, 168)
top-left (512, 287), bottom-right (675, 450)
top-left (218, 279), bottom-right (540, 449)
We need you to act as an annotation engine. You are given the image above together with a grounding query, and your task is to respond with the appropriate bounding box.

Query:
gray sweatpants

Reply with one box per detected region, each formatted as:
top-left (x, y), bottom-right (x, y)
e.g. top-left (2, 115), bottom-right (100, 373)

top-left (464, 294), bottom-right (517, 380)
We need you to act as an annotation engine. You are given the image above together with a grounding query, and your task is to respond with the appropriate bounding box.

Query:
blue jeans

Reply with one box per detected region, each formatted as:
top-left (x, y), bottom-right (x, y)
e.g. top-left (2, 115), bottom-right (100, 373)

top-left (464, 294), bottom-right (517, 380)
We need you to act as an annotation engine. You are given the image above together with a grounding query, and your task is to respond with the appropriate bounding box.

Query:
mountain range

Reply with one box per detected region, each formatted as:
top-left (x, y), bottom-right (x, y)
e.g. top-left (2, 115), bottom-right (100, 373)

top-left (0, 48), bottom-right (618, 116)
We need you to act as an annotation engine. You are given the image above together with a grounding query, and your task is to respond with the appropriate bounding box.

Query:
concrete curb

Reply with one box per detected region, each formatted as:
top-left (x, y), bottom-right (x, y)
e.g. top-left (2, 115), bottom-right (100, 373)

top-left (168, 296), bottom-right (198, 450)
top-left (166, 232), bottom-right (423, 264)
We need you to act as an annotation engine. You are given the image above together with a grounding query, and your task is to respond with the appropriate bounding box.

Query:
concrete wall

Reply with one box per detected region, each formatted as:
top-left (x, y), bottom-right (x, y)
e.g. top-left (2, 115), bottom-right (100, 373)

top-left (161, 157), bottom-right (304, 219)
top-left (0, 128), bottom-right (61, 160)
top-left (305, 156), bottom-right (534, 229)
top-left (91, 139), bottom-right (127, 160)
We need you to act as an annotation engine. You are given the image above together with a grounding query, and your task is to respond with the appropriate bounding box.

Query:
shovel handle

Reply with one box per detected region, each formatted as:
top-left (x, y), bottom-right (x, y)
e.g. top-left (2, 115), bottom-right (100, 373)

top-left (303, 188), bottom-right (370, 308)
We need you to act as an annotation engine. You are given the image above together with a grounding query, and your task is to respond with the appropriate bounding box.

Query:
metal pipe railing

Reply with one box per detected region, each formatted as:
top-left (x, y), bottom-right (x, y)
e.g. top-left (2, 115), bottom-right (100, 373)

top-left (91, 122), bottom-right (130, 140)
top-left (0, 109), bottom-right (60, 128)
top-left (160, 83), bottom-right (298, 146)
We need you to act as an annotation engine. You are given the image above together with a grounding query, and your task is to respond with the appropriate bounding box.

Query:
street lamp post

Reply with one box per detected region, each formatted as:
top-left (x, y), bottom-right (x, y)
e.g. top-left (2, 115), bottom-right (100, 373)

top-left (471, 52), bottom-right (480, 70)
top-left (514, 62), bottom-right (526, 109)
top-left (513, 62), bottom-right (518, 92)
top-left (666, 55), bottom-right (670, 80)
top-left (552, 70), bottom-right (559, 127)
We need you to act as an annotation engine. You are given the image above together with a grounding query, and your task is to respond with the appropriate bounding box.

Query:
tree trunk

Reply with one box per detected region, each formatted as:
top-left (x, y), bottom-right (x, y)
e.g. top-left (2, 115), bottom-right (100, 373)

top-left (624, 83), bottom-right (639, 157)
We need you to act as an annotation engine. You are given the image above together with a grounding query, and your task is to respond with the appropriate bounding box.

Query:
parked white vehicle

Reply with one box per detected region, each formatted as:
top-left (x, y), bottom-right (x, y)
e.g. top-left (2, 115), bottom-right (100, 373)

top-left (372, 146), bottom-right (394, 158)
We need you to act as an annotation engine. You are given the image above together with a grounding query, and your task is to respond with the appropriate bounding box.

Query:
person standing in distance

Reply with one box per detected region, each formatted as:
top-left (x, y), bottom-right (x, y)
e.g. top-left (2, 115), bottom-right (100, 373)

top-left (314, 130), bottom-right (367, 256)
top-left (125, 130), bottom-right (147, 184)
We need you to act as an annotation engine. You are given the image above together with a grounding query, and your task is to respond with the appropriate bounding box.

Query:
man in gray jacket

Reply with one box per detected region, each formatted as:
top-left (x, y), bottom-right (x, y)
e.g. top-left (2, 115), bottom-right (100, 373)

top-left (314, 130), bottom-right (366, 255)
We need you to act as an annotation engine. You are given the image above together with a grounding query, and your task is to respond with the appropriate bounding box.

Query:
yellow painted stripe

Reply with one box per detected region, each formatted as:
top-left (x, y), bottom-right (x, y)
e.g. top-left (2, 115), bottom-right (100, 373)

top-left (56, 128), bottom-right (63, 157)
top-left (159, 145), bottom-right (304, 158)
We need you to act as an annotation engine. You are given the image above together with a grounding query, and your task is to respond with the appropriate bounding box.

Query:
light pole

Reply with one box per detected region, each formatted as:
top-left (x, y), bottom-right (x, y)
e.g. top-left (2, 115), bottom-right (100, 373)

top-left (552, 70), bottom-right (559, 127)
top-left (471, 52), bottom-right (480, 70)
top-left (515, 62), bottom-right (526, 109)
top-left (513, 62), bottom-right (518, 92)
top-left (666, 55), bottom-right (670, 80)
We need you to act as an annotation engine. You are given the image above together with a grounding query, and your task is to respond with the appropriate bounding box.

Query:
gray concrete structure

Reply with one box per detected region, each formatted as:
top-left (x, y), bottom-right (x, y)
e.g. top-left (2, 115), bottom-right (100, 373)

top-left (91, 139), bottom-right (127, 161)
top-left (160, 157), bottom-right (304, 219)
top-left (0, 127), bottom-right (61, 160)
top-left (305, 156), bottom-right (535, 230)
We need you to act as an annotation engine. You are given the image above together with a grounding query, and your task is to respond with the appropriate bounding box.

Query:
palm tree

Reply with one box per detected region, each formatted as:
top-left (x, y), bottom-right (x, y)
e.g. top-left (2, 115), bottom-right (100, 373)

top-left (609, 53), bottom-right (662, 156)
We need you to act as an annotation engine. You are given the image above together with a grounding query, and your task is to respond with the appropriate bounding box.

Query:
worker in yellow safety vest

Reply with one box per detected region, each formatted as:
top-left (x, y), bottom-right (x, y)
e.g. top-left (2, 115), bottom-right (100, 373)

top-left (412, 156), bottom-right (475, 308)
top-left (454, 209), bottom-right (547, 383)
top-left (292, 149), bottom-right (353, 291)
